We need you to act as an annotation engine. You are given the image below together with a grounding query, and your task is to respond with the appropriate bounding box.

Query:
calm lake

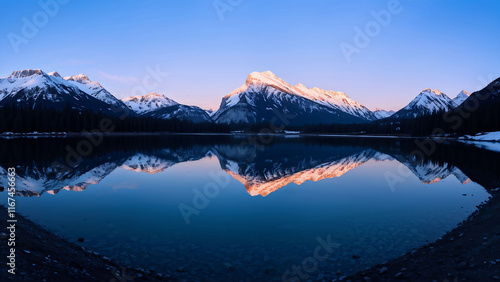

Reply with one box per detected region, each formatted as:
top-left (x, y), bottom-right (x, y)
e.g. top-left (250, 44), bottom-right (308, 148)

top-left (1, 135), bottom-right (498, 281)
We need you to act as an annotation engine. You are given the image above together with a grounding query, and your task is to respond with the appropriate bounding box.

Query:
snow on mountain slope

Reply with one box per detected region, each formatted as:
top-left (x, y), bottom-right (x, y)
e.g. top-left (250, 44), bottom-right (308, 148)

top-left (213, 71), bottom-right (370, 125)
top-left (293, 83), bottom-right (377, 121)
top-left (372, 108), bottom-right (395, 119)
top-left (147, 104), bottom-right (213, 123)
top-left (391, 88), bottom-right (457, 119)
top-left (0, 69), bottom-right (53, 96)
top-left (0, 69), bottom-right (118, 114)
top-left (122, 92), bottom-right (212, 122)
top-left (452, 90), bottom-right (470, 106)
top-left (61, 73), bottom-right (129, 110)
top-left (204, 108), bottom-right (216, 116)
top-left (122, 92), bottom-right (178, 114)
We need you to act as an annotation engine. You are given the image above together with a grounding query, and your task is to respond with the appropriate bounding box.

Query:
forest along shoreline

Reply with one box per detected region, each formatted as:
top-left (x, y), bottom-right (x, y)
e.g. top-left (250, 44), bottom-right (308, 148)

top-left (0, 191), bottom-right (499, 280)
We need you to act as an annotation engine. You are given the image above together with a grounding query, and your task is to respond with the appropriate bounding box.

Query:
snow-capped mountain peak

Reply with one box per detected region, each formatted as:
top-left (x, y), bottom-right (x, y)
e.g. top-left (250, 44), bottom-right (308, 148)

top-left (64, 73), bottom-right (92, 84)
top-left (391, 88), bottom-right (457, 119)
top-left (47, 71), bottom-right (62, 78)
top-left (230, 70), bottom-right (297, 96)
top-left (216, 71), bottom-right (376, 123)
top-left (410, 88), bottom-right (454, 107)
top-left (421, 88), bottom-right (444, 96)
top-left (145, 92), bottom-right (173, 100)
top-left (10, 69), bottom-right (46, 79)
top-left (1, 69), bottom-right (51, 97)
top-left (123, 92), bottom-right (211, 122)
top-left (371, 108), bottom-right (395, 119)
top-left (122, 92), bottom-right (179, 114)
top-left (56, 72), bottom-right (129, 108)
top-left (204, 108), bottom-right (216, 117)
top-left (452, 90), bottom-right (470, 105)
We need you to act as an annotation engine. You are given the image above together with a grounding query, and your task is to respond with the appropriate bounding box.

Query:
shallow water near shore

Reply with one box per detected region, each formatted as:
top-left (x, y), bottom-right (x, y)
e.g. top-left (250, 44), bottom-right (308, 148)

top-left (0, 136), bottom-right (495, 280)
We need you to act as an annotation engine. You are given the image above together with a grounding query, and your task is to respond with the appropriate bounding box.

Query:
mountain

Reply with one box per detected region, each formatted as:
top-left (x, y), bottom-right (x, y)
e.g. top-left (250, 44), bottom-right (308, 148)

top-left (372, 108), bottom-right (395, 119)
top-left (62, 73), bottom-right (130, 111)
top-left (212, 71), bottom-right (373, 125)
top-left (292, 83), bottom-right (377, 121)
top-left (122, 92), bottom-right (212, 123)
top-left (460, 78), bottom-right (500, 108)
top-left (122, 92), bottom-right (178, 114)
top-left (0, 69), bottom-right (119, 114)
top-left (390, 88), bottom-right (457, 119)
top-left (147, 104), bottom-right (212, 123)
top-left (451, 77), bottom-right (500, 134)
top-left (452, 90), bottom-right (470, 106)
top-left (204, 108), bottom-right (216, 116)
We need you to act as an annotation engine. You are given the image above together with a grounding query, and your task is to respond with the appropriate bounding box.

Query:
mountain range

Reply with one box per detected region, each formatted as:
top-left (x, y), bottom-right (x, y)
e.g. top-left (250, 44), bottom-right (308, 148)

top-left (0, 69), bottom-right (123, 115)
top-left (0, 69), bottom-right (490, 126)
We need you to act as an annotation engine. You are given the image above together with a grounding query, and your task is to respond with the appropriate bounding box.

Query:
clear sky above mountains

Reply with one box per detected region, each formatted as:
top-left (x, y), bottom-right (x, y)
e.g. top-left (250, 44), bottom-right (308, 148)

top-left (1, 0), bottom-right (499, 111)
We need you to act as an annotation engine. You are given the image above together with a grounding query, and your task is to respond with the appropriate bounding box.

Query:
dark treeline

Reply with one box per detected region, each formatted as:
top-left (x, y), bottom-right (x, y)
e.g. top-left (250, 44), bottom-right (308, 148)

top-left (0, 104), bottom-right (231, 133)
top-left (294, 79), bottom-right (500, 136)
top-left (1, 93), bottom-right (498, 136)
top-left (289, 98), bottom-right (500, 136)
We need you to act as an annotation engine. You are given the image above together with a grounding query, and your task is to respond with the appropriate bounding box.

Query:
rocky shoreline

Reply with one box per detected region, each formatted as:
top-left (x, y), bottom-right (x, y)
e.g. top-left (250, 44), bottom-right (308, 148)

top-left (343, 189), bottom-right (500, 281)
top-left (1, 189), bottom-right (499, 281)
top-left (0, 206), bottom-right (171, 281)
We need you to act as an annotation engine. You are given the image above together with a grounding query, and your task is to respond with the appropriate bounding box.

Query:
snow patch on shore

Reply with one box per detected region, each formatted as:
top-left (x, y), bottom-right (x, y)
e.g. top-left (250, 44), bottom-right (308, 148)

top-left (459, 131), bottom-right (500, 153)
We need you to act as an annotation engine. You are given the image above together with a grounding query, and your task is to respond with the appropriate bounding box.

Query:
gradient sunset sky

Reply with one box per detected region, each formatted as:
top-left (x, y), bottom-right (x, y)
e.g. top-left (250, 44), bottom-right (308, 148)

top-left (1, 0), bottom-right (499, 111)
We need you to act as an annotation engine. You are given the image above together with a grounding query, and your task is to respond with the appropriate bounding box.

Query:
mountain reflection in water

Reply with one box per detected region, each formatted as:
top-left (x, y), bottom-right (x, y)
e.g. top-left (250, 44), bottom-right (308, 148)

top-left (0, 135), bottom-right (498, 197)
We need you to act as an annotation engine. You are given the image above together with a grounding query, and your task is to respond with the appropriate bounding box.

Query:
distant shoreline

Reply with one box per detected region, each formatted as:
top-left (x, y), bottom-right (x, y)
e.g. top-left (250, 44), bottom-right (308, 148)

top-left (0, 131), bottom-right (495, 141)
top-left (0, 131), bottom-right (428, 138)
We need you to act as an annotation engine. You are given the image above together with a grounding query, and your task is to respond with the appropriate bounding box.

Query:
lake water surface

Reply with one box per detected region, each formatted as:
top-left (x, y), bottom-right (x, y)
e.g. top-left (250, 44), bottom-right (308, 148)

top-left (0, 135), bottom-right (498, 281)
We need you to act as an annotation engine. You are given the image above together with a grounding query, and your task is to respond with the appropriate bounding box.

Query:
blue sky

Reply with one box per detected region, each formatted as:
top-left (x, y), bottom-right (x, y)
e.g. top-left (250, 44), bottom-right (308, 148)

top-left (1, 0), bottom-right (499, 110)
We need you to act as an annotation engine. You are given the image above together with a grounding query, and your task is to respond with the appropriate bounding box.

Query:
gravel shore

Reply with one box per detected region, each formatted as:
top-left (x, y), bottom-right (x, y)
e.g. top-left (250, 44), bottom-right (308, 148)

top-left (343, 190), bottom-right (500, 281)
top-left (0, 206), bottom-right (171, 281)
